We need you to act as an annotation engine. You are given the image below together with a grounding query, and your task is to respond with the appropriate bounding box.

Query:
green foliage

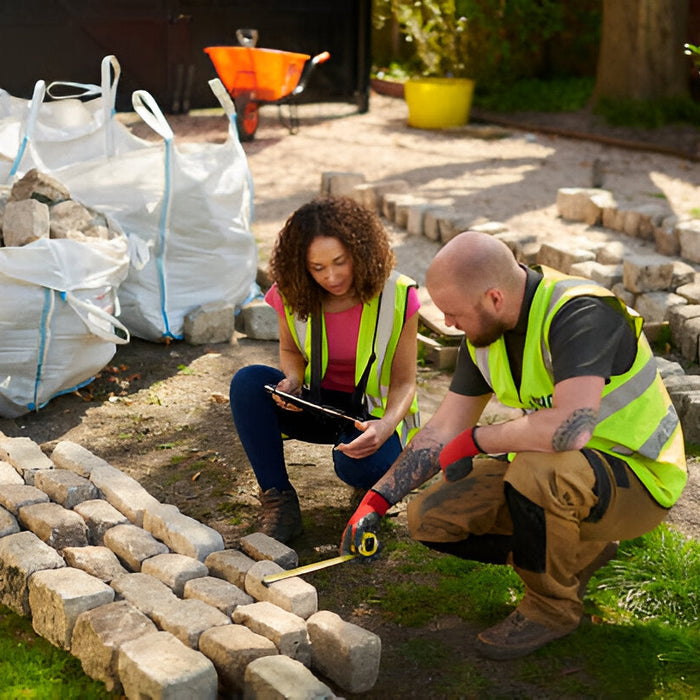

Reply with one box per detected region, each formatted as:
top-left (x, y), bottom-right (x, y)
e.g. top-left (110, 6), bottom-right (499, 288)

top-left (685, 43), bottom-right (700, 71)
top-left (595, 95), bottom-right (700, 129)
top-left (473, 76), bottom-right (594, 112)
top-left (0, 606), bottom-right (114, 698)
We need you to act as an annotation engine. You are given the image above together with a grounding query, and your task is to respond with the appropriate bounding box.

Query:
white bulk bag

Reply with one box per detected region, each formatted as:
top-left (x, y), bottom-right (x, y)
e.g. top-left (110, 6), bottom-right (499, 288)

top-left (0, 218), bottom-right (130, 418)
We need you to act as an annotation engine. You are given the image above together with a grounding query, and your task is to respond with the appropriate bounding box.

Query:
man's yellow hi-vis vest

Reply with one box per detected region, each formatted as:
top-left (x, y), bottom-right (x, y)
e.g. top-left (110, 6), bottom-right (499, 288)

top-left (468, 269), bottom-right (686, 508)
top-left (283, 270), bottom-right (420, 446)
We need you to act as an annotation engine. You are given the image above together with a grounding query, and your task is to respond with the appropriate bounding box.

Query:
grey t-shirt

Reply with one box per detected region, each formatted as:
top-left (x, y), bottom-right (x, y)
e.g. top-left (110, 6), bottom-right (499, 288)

top-left (450, 267), bottom-right (638, 396)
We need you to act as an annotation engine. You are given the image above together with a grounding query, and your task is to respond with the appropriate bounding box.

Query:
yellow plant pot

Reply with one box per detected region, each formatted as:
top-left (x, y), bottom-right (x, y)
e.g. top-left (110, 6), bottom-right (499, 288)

top-left (404, 77), bottom-right (475, 130)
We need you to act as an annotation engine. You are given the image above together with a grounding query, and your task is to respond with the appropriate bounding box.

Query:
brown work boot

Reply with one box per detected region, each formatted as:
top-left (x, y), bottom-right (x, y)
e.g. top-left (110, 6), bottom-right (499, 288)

top-left (576, 541), bottom-right (619, 599)
top-left (258, 487), bottom-right (303, 543)
top-left (476, 610), bottom-right (577, 660)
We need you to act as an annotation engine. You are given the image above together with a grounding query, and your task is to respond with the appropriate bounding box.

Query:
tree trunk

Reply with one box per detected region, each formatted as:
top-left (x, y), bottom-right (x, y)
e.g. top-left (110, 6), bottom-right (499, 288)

top-left (594, 0), bottom-right (690, 102)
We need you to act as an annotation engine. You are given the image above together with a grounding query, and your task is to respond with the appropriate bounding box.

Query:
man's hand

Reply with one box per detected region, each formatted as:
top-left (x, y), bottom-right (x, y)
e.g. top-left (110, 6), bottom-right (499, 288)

top-left (340, 489), bottom-right (390, 559)
top-left (439, 427), bottom-right (484, 481)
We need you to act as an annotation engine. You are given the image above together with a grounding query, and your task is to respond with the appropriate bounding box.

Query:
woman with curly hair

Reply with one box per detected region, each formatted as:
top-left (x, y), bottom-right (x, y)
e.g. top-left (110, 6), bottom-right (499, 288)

top-left (230, 196), bottom-right (420, 542)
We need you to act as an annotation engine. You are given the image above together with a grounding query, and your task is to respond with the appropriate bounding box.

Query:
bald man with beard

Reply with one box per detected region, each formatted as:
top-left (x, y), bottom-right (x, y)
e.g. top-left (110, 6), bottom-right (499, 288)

top-left (341, 231), bottom-right (686, 660)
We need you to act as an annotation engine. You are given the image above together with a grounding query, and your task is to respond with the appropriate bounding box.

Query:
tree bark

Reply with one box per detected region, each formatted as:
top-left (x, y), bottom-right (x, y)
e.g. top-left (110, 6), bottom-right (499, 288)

top-left (594, 0), bottom-right (690, 101)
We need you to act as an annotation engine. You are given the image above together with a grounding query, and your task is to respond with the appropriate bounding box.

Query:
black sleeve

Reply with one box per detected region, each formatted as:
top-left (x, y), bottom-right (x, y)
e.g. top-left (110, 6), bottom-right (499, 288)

top-left (449, 340), bottom-right (493, 396)
top-left (549, 296), bottom-right (637, 384)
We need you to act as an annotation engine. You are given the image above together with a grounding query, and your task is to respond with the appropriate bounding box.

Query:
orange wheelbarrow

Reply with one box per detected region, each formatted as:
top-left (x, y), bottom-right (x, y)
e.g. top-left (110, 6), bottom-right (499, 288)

top-left (204, 43), bottom-right (330, 141)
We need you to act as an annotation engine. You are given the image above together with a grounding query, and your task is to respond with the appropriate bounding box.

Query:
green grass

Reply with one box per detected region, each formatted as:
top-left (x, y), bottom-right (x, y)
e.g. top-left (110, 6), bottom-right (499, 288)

top-left (0, 606), bottom-right (116, 699)
top-left (473, 76), bottom-right (595, 112)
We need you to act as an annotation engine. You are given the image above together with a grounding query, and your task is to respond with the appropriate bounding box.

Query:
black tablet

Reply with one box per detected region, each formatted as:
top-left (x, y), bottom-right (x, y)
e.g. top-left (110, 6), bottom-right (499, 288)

top-left (264, 384), bottom-right (364, 430)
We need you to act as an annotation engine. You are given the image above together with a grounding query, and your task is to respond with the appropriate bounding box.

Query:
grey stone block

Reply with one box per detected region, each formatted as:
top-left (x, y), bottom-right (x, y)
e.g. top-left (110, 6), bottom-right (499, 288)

top-left (152, 597), bottom-right (231, 649)
top-left (183, 300), bottom-right (236, 345)
top-left (51, 440), bottom-right (112, 477)
top-left (34, 468), bottom-right (99, 509)
top-left (676, 282), bottom-right (700, 305)
top-left (234, 601), bottom-right (311, 665)
top-left (199, 624), bottom-right (278, 693)
top-left (184, 576), bottom-right (254, 616)
top-left (654, 215), bottom-right (681, 257)
top-left (667, 305), bottom-right (700, 350)
top-left (0, 436), bottom-right (54, 485)
top-left (118, 631), bottom-right (218, 700)
top-left (0, 530), bottom-right (66, 615)
top-left (19, 501), bottom-right (89, 550)
top-left (141, 552), bottom-right (208, 596)
top-left (2, 198), bottom-right (50, 246)
top-left (63, 546), bottom-right (128, 582)
top-left (0, 460), bottom-right (23, 484)
top-left (0, 483), bottom-right (49, 515)
top-left (596, 240), bottom-right (628, 264)
top-left (28, 567), bottom-right (115, 650)
top-left (633, 291), bottom-right (686, 324)
top-left (0, 506), bottom-right (20, 537)
top-left (243, 655), bottom-right (334, 700)
top-left (103, 523), bottom-right (169, 571)
top-left (679, 316), bottom-right (700, 363)
top-left (205, 548), bottom-right (257, 589)
top-left (307, 610), bottom-right (381, 693)
top-left (678, 219), bottom-right (700, 263)
top-left (536, 241), bottom-right (596, 273)
top-left (556, 187), bottom-right (615, 225)
top-left (239, 532), bottom-right (298, 569)
top-left (623, 254), bottom-right (676, 293)
top-left (9, 167), bottom-right (70, 203)
top-left (320, 171), bottom-right (365, 197)
top-left (676, 391), bottom-right (700, 443)
top-left (111, 572), bottom-right (179, 619)
top-left (90, 464), bottom-right (159, 527)
top-left (245, 560), bottom-right (318, 620)
top-left (142, 502), bottom-right (224, 562)
top-left (235, 300), bottom-right (279, 341)
top-left (73, 499), bottom-right (128, 546)
top-left (71, 600), bottom-right (158, 694)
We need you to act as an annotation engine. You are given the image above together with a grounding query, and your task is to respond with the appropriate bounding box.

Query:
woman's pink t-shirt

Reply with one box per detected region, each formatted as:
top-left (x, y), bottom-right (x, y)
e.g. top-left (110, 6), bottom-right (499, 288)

top-left (265, 284), bottom-right (420, 393)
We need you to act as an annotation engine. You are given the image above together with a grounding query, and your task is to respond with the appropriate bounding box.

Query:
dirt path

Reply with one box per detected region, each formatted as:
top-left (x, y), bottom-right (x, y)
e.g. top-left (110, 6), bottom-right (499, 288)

top-left (1, 93), bottom-right (699, 697)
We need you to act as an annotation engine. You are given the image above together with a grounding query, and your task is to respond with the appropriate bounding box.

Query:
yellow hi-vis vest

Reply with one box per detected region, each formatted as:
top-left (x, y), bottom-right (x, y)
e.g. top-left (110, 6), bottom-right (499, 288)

top-left (467, 268), bottom-right (687, 508)
top-left (283, 270), bottom-right (420, 446)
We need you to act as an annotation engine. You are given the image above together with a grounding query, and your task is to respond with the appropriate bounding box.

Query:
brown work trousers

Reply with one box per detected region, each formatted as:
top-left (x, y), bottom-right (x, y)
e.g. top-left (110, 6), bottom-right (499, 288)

top-left (407, 450), bottom-right (669, 631)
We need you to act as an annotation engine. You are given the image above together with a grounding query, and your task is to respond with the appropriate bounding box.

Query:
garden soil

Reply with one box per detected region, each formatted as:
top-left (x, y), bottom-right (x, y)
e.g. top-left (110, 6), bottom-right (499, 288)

top-left (1, 93), bottom-right (699, 698)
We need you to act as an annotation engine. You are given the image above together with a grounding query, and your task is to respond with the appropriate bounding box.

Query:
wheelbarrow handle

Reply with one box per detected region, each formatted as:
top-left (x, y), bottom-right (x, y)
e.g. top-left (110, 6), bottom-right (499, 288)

top-left (311, 51), bottom-right (331, 66)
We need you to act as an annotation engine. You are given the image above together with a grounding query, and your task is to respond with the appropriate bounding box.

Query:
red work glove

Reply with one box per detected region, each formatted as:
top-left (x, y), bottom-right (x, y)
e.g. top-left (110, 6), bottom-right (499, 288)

top-left (340, 489), bottom-right (389, 559)
top-left (439, 427), bottom-right (484, 481)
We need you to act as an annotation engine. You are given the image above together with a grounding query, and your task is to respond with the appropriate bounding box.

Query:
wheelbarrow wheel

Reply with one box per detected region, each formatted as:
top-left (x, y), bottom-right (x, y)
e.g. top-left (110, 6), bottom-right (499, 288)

top-left (234, 98), bottom-right (259, 141)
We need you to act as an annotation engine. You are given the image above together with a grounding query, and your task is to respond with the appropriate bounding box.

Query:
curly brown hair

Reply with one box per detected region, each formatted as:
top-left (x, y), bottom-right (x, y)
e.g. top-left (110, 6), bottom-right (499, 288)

top-left (268, 196), bottom-right (396, 319)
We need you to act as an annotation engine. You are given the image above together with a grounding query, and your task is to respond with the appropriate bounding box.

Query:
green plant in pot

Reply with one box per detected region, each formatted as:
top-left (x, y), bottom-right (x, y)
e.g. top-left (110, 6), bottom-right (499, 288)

top-left (375, 0), bottom-right (475, 129)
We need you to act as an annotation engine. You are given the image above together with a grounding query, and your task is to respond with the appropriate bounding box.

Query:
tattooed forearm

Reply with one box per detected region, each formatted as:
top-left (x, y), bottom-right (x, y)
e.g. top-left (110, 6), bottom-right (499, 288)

top-left (551, 408), bottom-right (597, 451)
top-left (373, 431), bottom-right (443, 505)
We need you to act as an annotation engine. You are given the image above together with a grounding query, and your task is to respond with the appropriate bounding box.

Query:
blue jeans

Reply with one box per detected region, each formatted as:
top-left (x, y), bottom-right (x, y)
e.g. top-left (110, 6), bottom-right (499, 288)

top-left (229, 364), bottom-right (402, 492)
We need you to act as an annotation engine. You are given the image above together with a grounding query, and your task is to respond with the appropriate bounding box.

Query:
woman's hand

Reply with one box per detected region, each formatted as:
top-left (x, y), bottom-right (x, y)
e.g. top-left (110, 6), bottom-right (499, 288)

top-left (335, 418), bottom-right (393, 459)
top-left (271, 377), bottom-right (303, 411)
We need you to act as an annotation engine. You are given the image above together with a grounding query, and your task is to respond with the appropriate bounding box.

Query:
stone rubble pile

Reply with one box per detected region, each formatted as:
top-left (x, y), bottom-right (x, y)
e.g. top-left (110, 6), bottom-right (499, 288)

top-left (0, 433), bottom-right (380, 698)
top-left (0, 169), bottom-right (114, 247)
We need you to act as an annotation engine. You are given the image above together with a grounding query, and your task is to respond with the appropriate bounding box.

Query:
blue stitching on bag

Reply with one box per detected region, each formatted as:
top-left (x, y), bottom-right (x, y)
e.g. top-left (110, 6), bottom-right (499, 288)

top-left (29, 288), bottom-right (53, 411)
top-left (9, 136), bottom-right (29, 178)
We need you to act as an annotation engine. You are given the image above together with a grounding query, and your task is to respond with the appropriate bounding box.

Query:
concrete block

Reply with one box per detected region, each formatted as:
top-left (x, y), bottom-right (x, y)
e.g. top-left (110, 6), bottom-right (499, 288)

top-left (142, 502), bottom-right (224, 562)
top-left (676, 391), bottom-right (700, 443)
top-left (245, 560), bottom-right (318, 620)
top-left (199, 624), bottom-right (278, 693)
top-left (307, 609), bottom-right (381, 693)
top-left (233, 601), bottom-right (311, 665)
top-left (568, 260), bottom-right (596, 279)
top-left (110, 572), bottom-right (179, 619)
top-left (9, 167), bottom-right (70, 203)
top-left (678, 219), bottom-right (700, 263)
top-left (28, 567), bottom-right (115, 650)
top-left (152, 597), bottom-right (231, 649)
top-left (103, 523), bottom-right (169, 571)
top-left (623, 254), bottom-right (676, 293)
top-left (235, 299), bottom-right (279, 340)
top-left (71, 600), bottom-right (158, 694)
top-left (33, 468), bottom-right (99, 509)
top-left (0, 530), bottom-right (66, 615)
top-left (184, 575), bottom-right (254, 616)
top-left (50, 440), bottom-right (111, 477)
top-left (48, 199), bottom-right (93, 239)
top-left (2, 198), bottom-right (50, 246)
top-left (73, 499), bottom-right (128, 545)
top-left (0, 435), bottom-right (54, 485)
top-left (205, 548), bottom-right (257, 589)
top-left (118, 631), bottom-right (218, 700)
top-left (63, 545), bottom-right (128, 582)
top-left (668, 304), bottom-right (700, 349)
top-left (654, 215), bottom-right (682, 257)
top-left (612, 283), bottom-right (636, 309)
top-left (358, 180), bottom-right (409, 212)
top-left (676, 282), bottom-right (700, 305)
top-left (438, 212), bottom-right (483, 244)
top-left (141, 552), bottom-right (208, 596)
top-left (679, 316), bottom-right (700, 363)
top-left (655, 356), bottom-right (686, 379)
top-left (239, 532), bottom-right (298, 569)
top-left (243, 655), bottom-right (334, 700)
top-left (19, 501), bottom-right (89, 550)
top-left (183, 300), bottom-right (236, 345)
top-left (536, 241), bottom-right (596, 274)
top-left (596, 240), bottom-right (628, 264)
top-left (406, 203), bottom-right (432, 236)
top-left (633, 291), bottom-right (687, 324)
top-left (493, 232), bottom-right (540, 265)
top-left (635, 203), bottom-right (670, 241)
top-left (0, 483), bottom-right (49, 515)
top-left (90, 463), bottom-right (160, 527)
top-left (423, 206), bottom-right (452, 241)
top-left (0, 460), bottom-right (23, 484)
top-left (394, 197), bottom-right (421, 228)
top-left (556, 187), bottom-right (615, 225)
top-left (588, 262), bottom-right (624, 289)
top-left (382, 192), bottom-right (415, 222)
top-left (472, 221), bottom-right (510, 235)
top-left (320, 171), bottom-right (365, 197)
top-left (0, 506), bottom-right (20, 537)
